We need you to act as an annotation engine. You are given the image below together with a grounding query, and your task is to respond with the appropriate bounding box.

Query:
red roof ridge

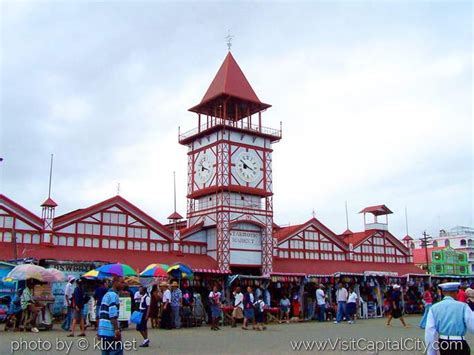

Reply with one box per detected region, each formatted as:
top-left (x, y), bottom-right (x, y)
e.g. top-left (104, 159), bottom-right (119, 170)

top-left (402, 235), bottom-right (413, 241)
top-left (54, 195), bottom-right (172, 239)
top-left (167, 211), bottom-right (183, 220)
top-left (0, 194), bottom-right (43, 227)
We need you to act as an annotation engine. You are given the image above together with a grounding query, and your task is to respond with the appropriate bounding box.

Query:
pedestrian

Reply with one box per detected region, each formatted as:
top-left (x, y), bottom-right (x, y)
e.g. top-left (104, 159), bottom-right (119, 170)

top-left (254, 295), bottom-right (266, 331)
top-left (242, 286), bottom-right (256, 330)
top-left (419, 284), bottom-right (433, 329)
top-left (316, 284), bottom-right (326, 322)
top-left (170, 281), bottom-right (182, 329)
top-left (149, 285), bottom-right (160, 328)
top-left (97, 276), bottom-right (125, 355)
top-left (68, 279), bottom-right (88, 337)
top-left (465, 287), bottom-right (474, 311)
top-left (386, 284), bottom-right (410, 328)
top-left (181, 282), bottom-right (194, 326)
top-left (4, 289), bottom-right (22, 331)
top-left (425, 282), bottom-right (474, 355)
top-left (346, 287), bottom-right (358, 324)
top-left (133, 287), bottom-right (142, 312)
top-left (61, 276), bottom-right (75, 331)
top-left (209, 285), bottom-right (221, 331)
top-left (334, 282), bottom-right (348, 324)
top-left (457, 285), bottom-right (467, 303)
top-left (231, 286), bottom-right (244, 328)
top-left (93, 280), bottom-right (108, 330)
top-left (160, 282), bottom-right (172, 329)
top-left (136, 286), bottom-right (151, 347)
top-left (21, 279), bottom-right (43, 333)
top-left (279, 294), bottom-right (291, 324)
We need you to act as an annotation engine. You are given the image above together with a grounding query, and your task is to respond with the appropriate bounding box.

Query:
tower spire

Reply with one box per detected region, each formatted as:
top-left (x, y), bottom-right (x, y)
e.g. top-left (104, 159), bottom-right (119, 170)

top-left (225, 30), bottom-right (234, 51)
top-left (48, 153), bottom-right (53, 198)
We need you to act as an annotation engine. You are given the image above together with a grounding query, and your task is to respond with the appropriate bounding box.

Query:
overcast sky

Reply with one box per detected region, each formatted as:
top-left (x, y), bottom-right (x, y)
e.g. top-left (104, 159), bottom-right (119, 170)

top-left (1, 1), bottom-right (472, 240)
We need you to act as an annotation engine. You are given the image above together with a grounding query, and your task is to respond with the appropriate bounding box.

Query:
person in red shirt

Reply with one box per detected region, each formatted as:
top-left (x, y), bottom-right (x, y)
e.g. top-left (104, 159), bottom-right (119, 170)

top-left (457, 285), bottom-right (467, 303)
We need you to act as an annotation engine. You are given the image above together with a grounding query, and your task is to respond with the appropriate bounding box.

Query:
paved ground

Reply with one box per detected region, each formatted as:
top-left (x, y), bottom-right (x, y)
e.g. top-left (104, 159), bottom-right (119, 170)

top-left (1, 315), bottom-right (472, 355)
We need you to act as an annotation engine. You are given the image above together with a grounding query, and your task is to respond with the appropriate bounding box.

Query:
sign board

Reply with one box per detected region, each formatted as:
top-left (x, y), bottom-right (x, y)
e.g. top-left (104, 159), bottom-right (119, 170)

top-left (118, 297), bottom-right (132, 322)
top-left (230, 230), bottom-right (261, 251)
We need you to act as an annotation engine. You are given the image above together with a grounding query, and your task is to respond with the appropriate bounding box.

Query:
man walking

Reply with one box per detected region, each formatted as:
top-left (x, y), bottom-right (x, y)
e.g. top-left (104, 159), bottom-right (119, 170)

top-left (98, 276), bottom-right (125, 355)
top-left (334, 283), bottom-right (348, 324)
top-left (68, 279), bottom-right (87, 337)
top-left (62, 276), bottom-right (75, 331)
top-left (425, 282), bottom-right (474, 355)
top-left (316, 284), bottom-right (327, 322)
top-left (386, 284), bottom-right (410, 328)
top-left (170, 281), bottom-right (182, 329)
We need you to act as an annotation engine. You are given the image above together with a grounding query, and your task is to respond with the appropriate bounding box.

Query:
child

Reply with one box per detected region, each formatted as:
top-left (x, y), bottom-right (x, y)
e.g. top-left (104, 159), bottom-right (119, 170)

top-left (254, 295), bottom-right (266, 331)
top-left (279, 295), bottom-right (290, 323)
top-left (4, 290), bottom-right (22, 331)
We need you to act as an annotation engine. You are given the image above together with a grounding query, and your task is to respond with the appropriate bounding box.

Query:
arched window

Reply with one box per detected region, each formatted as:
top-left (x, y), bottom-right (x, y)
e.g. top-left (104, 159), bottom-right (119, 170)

top-left (460, 239), bottom-right (467, 246)
top-left (432, 240), bottom-right (438, 247)
top-left (444, 239), bottom-right (450, 247)
top-left (410, 242), bottom-right (415, 249)
top-left (469, 252), bottom-right (474, 259)
top-left (110, 240), bottom-right (117, 249)
top-left (77, 238), bottom-right (84, 247)
top-left (102, 239), bottom-right (109, 248)
top-left (468, 239), bottom-right (474, 247)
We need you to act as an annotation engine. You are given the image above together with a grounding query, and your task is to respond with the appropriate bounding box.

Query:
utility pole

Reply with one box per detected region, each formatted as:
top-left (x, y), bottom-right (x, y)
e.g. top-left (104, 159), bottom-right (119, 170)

top-left (420, 231), bottom-right (432, 273)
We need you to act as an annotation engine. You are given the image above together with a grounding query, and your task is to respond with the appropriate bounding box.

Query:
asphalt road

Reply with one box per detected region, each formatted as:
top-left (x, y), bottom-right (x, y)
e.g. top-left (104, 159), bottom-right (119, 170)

top-left (1, 315), bottom-right (472, 355)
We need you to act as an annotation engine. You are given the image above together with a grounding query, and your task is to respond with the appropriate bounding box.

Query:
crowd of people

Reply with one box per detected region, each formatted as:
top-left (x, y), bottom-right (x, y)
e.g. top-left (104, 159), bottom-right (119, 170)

top-left (4, 276), bottom-right (474, 354)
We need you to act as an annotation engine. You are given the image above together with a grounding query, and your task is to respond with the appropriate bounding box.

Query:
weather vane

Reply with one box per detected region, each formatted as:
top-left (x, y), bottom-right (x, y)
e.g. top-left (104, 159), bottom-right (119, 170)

top-left (225, 30), bottom-right (234, 51)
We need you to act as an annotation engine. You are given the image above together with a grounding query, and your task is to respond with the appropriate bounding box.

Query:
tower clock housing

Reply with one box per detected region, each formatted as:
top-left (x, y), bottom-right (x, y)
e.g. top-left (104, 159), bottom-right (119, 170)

top-left (179, 52), bottom-right (281, 275)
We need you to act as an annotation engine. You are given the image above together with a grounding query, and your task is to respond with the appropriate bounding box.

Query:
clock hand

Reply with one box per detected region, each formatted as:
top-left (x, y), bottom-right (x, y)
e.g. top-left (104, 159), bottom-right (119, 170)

top-left (202, 166), bottom-right (209, 172)
top-left (243, 161), bottom-right (255, 172)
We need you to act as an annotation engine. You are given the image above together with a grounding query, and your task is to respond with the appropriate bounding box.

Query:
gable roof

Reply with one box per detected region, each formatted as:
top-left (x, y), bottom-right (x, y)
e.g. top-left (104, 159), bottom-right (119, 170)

top-left (54, 195), bottom-right (173, 240)
top-left (342, 229), bottom-right (411, 255)
top-left (0, 194), bottom-right (43, 228)
top-left (359, 205), bottom-right (393, 216)
top-left (402, 235), bottom-right (414, 241)
top-left (275, 218), bottom-right (348, 251)
top-left (180, 222), bottom-right (205, 240)
top-left (41, 197), bottom-right (58, 208)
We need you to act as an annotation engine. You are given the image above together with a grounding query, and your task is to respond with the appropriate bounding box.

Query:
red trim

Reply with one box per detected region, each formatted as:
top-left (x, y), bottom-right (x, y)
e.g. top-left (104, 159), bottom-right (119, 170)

top-left (0, 195), bottom-right (43, 227)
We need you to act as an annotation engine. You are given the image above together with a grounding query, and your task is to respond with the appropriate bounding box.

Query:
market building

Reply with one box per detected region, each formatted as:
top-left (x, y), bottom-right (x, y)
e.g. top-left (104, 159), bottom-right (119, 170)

top-left (0, 51), bottom-right (424, 282)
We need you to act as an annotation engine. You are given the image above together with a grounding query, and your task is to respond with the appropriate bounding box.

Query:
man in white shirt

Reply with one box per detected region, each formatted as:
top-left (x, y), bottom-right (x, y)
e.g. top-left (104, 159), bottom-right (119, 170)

top-left (334, 283), bottom-right (348, 324)
top-left (316, 284), bottom-right (327, 322)
top-left (61, 276), bottom-right (75, 331)
top-left (160, 282), bottom-right (172, 329)
top-left (232, 286), bottom-right (244, 327)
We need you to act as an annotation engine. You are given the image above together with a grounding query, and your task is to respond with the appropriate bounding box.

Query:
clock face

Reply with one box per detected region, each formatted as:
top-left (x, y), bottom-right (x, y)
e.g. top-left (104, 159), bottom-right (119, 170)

top-left (195, 153), bottom-right (213, 184)
top-left (236, 152), bottom-right (260, 182)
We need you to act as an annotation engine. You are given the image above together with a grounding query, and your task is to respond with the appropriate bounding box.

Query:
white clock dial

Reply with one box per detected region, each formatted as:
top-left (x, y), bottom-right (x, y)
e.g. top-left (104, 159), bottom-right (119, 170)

top-left (236, 152), bottom-right (260, 182)
top-left (195, 153), bottom-right (213, 184)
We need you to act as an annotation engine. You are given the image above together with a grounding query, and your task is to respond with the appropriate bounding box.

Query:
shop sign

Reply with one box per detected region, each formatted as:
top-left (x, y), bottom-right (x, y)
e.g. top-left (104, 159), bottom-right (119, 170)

top-left (230, 230), bottom-right (261, 251)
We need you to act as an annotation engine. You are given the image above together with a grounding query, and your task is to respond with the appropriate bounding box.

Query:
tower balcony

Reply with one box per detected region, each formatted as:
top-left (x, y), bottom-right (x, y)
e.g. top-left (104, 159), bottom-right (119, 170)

top-left (179, 119), bottom-right (282, 145)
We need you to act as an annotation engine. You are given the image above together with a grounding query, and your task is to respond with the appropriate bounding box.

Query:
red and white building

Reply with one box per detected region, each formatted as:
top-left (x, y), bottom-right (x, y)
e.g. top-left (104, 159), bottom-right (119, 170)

top-left (0, 52), bottom-right (423, 277)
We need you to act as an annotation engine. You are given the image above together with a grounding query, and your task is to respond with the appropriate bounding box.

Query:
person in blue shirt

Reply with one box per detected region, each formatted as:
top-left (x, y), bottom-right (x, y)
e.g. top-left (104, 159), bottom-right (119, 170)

top-left (93, 280), bottom-right (108, 330)
top-left (98, 276), bottom-right (125, 355)
top-left (425, 282), bottom-right (474, 355)
top-left (68, 279), bottom-right (88, 337)
top-left (4, 289), bottom-right (23, 331)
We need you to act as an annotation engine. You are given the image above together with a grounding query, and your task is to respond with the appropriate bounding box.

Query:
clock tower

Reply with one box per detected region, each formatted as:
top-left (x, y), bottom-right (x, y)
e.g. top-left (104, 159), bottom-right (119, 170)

top-left (179, 52), bottom-right (282, 275)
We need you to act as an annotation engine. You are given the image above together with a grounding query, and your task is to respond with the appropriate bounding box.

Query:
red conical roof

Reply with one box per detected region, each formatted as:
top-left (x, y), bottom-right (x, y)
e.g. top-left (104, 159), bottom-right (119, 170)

top-left (41, 197), bottom-right (58, 207)
top-left (167, 211), bottom-right (183, 220)
top-left (201, 52), bottom-right (260, 104)
top-left (189, 52), bottom-right (270, 119)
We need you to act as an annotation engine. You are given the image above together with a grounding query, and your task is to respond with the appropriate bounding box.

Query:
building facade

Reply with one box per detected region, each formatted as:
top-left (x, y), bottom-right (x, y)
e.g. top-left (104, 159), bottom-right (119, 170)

top-left (0, 52), bottom-right (422, 278)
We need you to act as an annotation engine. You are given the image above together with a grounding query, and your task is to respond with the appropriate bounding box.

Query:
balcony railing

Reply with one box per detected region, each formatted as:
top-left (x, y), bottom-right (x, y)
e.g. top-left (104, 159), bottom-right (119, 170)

top-left (193, 198), bottom-right (264, 212)
top-left (179, 119), bottom-right (282, 142)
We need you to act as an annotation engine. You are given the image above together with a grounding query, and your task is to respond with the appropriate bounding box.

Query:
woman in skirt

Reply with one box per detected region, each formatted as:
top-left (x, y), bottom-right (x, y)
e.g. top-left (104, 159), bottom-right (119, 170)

top-left (419, 284), bottom-right (433, 329)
